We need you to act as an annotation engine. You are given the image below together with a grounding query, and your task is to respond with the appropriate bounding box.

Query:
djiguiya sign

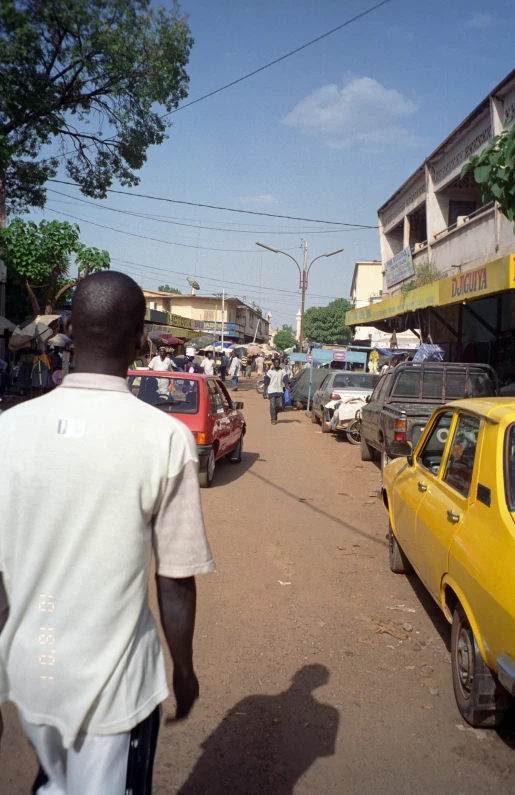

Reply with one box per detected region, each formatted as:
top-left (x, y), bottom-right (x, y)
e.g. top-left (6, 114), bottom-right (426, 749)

top-left (384, 247), bottom-right (415, 288)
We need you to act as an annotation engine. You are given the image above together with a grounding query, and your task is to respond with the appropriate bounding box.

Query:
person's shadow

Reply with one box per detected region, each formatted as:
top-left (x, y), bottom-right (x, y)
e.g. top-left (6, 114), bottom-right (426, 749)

top-left (177, 665), bottom-right (339, 795)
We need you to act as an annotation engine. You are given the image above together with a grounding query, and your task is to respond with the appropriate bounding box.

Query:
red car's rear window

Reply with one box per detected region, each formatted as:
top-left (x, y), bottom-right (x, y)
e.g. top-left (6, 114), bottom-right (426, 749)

top-left (127, 374), bottom-right (199, 414)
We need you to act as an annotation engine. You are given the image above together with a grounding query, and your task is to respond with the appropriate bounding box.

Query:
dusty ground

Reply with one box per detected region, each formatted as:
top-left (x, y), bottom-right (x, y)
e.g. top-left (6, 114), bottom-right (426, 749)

top-left (1, 377), bottom-right (515, 793)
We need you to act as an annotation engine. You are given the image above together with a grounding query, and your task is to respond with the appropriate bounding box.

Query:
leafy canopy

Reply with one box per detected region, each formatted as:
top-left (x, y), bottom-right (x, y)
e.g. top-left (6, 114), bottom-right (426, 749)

top-left (303, 298), bottom-right (353, 346)
top-left (274, 324), bottom-right (296, 351)
top-left (158, 284), bottom-right (182, 294)
top-left (461, 120), bottom-right (515, 230)
top-left (1, 217), bottom-right (110, 314)
top-left (0, 0), bottom-right (193, 214)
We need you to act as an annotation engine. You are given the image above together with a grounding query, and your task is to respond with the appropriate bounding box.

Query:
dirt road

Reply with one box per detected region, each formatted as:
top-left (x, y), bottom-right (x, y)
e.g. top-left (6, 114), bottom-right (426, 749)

top-left (1, 378), bottom-right (515, 793)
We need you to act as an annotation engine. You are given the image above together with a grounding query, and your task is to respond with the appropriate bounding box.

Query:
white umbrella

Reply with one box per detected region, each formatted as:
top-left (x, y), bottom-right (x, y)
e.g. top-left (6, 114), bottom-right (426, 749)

top-left (47, 332), bottom-right (72, 347)
top-left (0, 316), bottom-right (15, 333)
top-left (9, 320), bottom-right (55, 351)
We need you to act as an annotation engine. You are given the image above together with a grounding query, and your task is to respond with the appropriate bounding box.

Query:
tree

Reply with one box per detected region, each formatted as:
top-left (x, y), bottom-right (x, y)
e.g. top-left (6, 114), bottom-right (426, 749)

top-left (461, 120), bottom-right (515, 230)
top-left (303, 298), bottom-right (353, 346)
top-left (274, 324), bottom-right (296, 351)
top-left (158, 284), bottom-right (182, 294)
top-left (0, 0), bottom-right (194, 217)
top-left (1, 218), bottom-right (110, 314)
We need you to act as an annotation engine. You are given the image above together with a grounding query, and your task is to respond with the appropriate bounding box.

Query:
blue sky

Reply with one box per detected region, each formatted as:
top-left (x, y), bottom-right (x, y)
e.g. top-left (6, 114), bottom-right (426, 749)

top-left (38, 0), bottom-right (515, 328)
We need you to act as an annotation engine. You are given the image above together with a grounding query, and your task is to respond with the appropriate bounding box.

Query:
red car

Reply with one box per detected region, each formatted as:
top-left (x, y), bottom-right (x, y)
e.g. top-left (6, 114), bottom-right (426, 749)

top-left (126, 370), bottom-right (246, 487)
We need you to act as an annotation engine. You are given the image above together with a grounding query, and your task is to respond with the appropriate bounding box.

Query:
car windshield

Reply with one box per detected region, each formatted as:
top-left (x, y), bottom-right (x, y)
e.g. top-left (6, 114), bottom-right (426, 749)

top-left (127, 374), bottom-right (199, 414)
top-left (333, 373), bottom-right (379, 390)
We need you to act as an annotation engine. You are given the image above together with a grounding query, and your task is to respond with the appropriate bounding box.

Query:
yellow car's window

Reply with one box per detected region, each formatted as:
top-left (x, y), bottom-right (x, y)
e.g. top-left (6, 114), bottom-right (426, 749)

top-left (505, 425), bottom-right (515, 510)
top-left (417, 411), bottom-right (453, 475)
top-left (443, 414), bottom-right (480, 498)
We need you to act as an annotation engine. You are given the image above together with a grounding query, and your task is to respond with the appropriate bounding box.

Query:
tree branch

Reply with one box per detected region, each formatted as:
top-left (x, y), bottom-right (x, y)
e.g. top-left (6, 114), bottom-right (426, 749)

top-left (52, 278), bottom-right (80, 309)
top-left (45, 266), bottom-right (60, 311)
top-left (24, 279), bottom-right (41, 316)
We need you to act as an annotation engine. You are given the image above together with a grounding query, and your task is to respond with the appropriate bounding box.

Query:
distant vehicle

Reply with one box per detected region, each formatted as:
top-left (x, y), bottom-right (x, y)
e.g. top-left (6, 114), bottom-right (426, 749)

top-left (126, 370), bottom-right (246, 488)
top-left (360, 362), bottom-right (498, 473)
top-left (382, 397), bottom-right (515, 727)
top-left (311, 371), bottom-right (379, 433)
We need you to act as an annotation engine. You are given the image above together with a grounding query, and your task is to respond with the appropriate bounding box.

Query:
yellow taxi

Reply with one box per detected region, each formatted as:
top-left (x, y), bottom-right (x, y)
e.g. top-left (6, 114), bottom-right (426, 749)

top-left (382, 398), bottom-right (515, 727)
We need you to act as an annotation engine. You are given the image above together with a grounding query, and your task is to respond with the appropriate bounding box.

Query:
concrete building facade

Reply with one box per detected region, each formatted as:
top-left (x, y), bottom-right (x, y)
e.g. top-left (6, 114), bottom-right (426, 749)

top-left (346, 69), bottom-right (515, 384)
top-left (142, 291), bottom-right (270, 344)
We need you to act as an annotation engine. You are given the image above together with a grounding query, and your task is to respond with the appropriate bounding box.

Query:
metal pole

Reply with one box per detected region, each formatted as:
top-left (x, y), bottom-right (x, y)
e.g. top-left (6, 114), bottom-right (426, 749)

top-left (306, 355), bottom-right (313, 413)
top-left (299, 240), bottom-right (308, 351)
top-left (0, 172), bottom-right (5, 358)
top-left (221, 289), bottom-right (225, 350)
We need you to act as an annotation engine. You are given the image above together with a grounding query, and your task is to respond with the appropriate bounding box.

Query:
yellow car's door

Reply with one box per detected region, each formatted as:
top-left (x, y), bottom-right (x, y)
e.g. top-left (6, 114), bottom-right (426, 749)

top-left (416, 412), bottom-right (481, 601)
top-left (449, 420), bottom-right (515, 669)
top-left (392, 410), bottom-right (454, 563)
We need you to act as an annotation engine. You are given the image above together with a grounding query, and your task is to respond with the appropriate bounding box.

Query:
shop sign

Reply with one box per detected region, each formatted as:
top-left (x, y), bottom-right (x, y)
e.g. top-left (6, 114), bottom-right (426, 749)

top-left (332, 350), bottom-right (347, 361)
top-left (384, 247), bottom-right (415, 288)
top-left (201, 321), bottom-right (237, 332)
top-left (169, 313), bottom-right (193, 330)
top-left (440, 255), bottom-right (514, 304)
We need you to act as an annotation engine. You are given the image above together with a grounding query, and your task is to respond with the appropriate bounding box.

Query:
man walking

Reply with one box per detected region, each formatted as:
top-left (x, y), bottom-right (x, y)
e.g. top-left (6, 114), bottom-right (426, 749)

top-left (0, 272), bottom-right (214, 794)
top-left (201, 351), bottom-right (215, 376)
top-left (229, 351), bottom-right (241, 391)
top-left (256, 354), bottom-right (264, 376)
top-left (219, 351), bottom-right (229, 382)
top-left (264, 357), bottom-right (289, 425)
top-left (149, 346), bottom-right (175, 372)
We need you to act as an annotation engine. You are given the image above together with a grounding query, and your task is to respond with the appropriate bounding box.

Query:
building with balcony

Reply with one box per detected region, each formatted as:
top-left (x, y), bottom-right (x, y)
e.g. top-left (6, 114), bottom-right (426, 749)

top-left (346, 68), bottom-right (515, 384)
top-left (142, 291), bottom-right (270, 344)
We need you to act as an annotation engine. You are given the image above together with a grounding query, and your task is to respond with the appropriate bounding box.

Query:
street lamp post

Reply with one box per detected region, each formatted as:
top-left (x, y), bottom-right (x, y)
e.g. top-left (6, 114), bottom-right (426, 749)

top-left (256, 241), bottom-right (344, 351)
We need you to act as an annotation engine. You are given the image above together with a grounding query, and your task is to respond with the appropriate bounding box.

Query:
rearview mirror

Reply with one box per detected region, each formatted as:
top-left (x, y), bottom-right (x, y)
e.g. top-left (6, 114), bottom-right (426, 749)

top-left (233, 401), bottom-right (244, 410)
top-left (365, 395), bottom-right (371, 403)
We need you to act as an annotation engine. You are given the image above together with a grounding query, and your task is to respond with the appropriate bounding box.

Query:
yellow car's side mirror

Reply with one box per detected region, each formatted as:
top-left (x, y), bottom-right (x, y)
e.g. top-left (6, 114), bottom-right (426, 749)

top-left (406, 440), bottom-right (414, 467)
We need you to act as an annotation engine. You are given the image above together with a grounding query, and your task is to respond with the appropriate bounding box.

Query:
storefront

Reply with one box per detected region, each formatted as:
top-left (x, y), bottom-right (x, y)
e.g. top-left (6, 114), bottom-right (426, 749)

top-left (345, 254), bottom-right (515, 385)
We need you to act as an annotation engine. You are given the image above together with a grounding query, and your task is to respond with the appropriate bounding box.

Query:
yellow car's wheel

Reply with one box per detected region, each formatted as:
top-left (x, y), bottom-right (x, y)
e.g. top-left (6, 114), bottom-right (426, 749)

top-left (388, 522), bottom-right (412, 575)
top-left (451, 604), bottom-right (510, 728)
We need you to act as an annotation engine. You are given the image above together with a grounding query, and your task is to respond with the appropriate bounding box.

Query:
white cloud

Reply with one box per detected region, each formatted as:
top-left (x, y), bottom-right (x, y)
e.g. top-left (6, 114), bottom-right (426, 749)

top-left (282, 76), bottom-right (420, 150)
top-left (466, 12), bottom-right (493, 29)
top-left (239, 194), bottom-right (279, 205)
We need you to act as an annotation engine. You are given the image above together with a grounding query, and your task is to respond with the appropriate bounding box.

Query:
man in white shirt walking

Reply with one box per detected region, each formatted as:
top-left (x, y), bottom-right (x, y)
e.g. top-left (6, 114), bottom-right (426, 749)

top-left (264, 357), bottom-right (290, 425)
top-left (149, 346), bottom-right (176, 398)
top-left (229, 351), bottom-right (241, 391)
top-left (0, 272), bottom-right (214, 795)
top-left (201, 351), bottom-right (215, 376)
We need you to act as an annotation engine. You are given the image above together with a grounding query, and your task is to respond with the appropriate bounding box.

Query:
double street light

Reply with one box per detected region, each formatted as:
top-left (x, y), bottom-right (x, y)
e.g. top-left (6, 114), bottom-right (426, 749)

top-left (256, 241), bottom-right (344, 351)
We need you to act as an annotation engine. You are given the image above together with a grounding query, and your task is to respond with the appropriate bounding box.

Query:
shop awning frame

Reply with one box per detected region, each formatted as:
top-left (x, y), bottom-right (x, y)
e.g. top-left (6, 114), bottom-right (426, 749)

top-left (346, 254), bottom-right (515, 328)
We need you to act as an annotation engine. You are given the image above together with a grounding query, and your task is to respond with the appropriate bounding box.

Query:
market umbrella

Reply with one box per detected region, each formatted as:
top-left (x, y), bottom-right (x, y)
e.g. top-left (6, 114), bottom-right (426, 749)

top-left (188, 335), bottom-right (216, 349)
top-left (0, 316), bottom-right (15, 333)
top-left (9, 319), bottom-right (55, 351)
top-left (47, 332), bottom-right (72, 347)
top-left (247, 344), bottom-right (264, 355)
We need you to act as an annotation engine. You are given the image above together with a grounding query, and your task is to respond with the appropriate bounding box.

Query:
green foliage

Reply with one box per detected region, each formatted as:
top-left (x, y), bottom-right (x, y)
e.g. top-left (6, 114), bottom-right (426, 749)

top-left (400, 261), bottom-right (439, 294)
top-left (158, 284), bottom-right (182, 294)
top-left (1, 217), bottom-right (110, 313)
top-left (0, 0), bottom-right (193, 214)
top-left (303, 298), bottom-right (353, 345)
top-left (461, 119), bottom-right (515, 230)
top-left (274, 324), bottom-right (296, 351)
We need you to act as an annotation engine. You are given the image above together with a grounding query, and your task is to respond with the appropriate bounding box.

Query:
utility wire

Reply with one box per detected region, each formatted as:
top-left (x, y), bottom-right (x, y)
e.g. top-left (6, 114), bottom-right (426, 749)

top-left (48, 179), bottom-right (378, 228)
top-left (110, 257), bottom-right (348, 301)
top-left (48, 189), bottom-right (368, 236)
top-left (162, 0), bottom-right (394, 117)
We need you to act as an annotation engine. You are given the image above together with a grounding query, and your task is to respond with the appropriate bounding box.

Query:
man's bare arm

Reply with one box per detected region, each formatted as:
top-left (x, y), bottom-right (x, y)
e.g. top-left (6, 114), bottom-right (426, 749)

top-left (156, 575), bottom-right (199, 720)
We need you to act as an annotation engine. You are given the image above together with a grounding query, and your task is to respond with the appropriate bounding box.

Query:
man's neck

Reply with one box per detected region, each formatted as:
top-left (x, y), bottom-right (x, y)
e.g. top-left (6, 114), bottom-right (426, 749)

top-left (73, 354), bottom-right (129, 379)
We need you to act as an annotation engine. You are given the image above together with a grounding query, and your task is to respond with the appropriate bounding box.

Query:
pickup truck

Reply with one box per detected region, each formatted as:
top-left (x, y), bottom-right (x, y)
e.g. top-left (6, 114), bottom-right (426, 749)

top-left (360, 362), bottom-right (498, 472)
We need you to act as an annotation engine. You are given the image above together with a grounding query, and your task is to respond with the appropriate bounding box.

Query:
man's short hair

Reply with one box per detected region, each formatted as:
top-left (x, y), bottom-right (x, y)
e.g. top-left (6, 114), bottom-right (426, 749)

top-left (71, 271), bottom-right (145, 358)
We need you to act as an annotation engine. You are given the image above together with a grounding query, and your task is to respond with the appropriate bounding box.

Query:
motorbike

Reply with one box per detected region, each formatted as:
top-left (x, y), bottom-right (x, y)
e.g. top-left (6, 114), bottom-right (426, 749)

top-left (324, 397), bottom-right (364, 445)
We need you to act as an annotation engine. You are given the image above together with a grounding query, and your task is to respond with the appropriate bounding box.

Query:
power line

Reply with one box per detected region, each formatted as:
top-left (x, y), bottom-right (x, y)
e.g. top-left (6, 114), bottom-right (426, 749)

top-left (48, 179), bottom-right (378, 228)
top-left (162, 0), bottom-right (393, 117)
top-left (110, 257), bottom-right (347, 301)
top-left (47, 189), bottom-right (368, 236)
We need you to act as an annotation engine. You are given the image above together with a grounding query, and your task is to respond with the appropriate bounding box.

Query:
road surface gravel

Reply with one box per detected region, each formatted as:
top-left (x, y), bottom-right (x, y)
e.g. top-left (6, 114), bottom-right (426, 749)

top-left (1, 378), bottom-right (514, 793)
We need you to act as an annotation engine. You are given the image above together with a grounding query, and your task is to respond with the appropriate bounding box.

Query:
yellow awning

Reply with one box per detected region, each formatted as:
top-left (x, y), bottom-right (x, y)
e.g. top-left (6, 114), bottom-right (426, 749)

top-left (346, 254), bottom-right (515, 326)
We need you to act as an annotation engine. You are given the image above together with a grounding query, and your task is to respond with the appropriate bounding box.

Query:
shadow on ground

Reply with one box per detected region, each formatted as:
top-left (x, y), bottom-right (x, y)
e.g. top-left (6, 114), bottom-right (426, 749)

top-left (176, 665), bottom-right (339, 795)
top-left (212, 451), bottom-right (260, 488)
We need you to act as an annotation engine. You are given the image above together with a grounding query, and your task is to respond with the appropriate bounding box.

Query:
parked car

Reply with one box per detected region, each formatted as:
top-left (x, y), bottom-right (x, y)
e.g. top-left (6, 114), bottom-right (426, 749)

top-left (126, 370), bottom-right (246, 487)
top-left (360, 362), bottom-right (497, 473)
top-left (382, 397), bottom-right (515, 727)
top-left (312, 371), bottom-right (379, 432)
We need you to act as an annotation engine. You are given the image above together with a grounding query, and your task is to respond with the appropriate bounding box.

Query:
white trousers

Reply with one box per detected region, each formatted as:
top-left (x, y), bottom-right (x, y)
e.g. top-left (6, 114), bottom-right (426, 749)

top-left (20, 716), bottom-right (131, 795)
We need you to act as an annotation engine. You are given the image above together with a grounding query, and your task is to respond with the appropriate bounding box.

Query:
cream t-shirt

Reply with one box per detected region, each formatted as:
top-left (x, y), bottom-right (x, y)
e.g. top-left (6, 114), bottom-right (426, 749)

top-left (0, 373), bottom-right (214, 748)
